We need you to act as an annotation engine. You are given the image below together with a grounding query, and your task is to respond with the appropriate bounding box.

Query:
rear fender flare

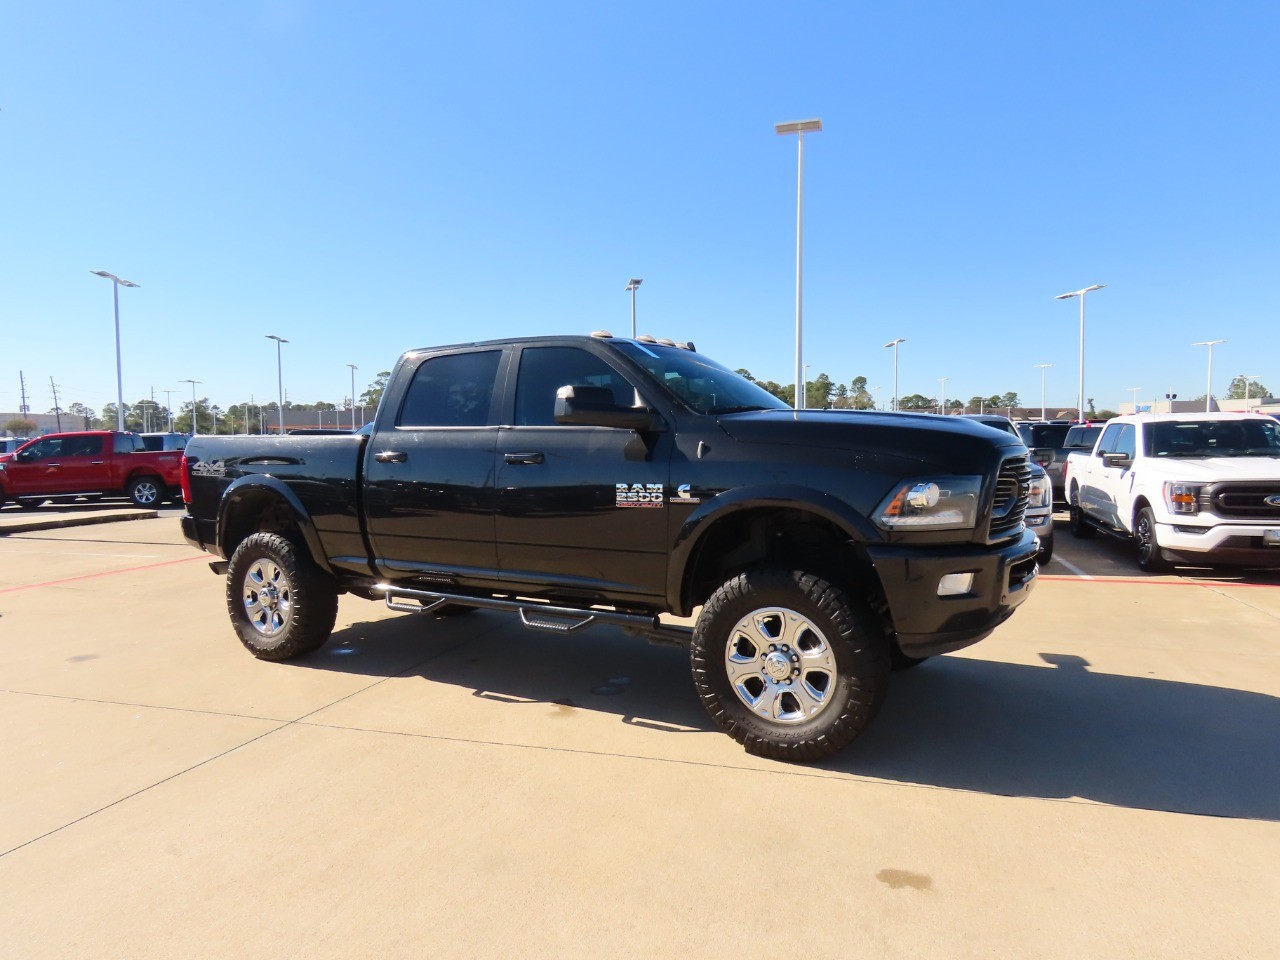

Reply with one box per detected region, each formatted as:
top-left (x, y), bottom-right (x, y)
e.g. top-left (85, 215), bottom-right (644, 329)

top-left (217, 475), bottom-right (333, 575)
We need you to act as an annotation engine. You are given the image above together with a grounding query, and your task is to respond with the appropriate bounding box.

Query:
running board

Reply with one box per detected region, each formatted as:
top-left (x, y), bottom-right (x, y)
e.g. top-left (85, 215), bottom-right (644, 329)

top-left (372, 583), bottom-right (691, 647)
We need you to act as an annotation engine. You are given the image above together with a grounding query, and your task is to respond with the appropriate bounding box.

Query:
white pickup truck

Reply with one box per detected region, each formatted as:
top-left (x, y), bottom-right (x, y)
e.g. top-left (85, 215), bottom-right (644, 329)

top-left (1063, 413), bottom-right (1280, 572)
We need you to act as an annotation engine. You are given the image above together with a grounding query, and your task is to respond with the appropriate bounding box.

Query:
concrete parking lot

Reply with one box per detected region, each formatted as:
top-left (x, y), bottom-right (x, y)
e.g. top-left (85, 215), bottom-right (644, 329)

top-left (1, 505), bottom-right (1278, 958)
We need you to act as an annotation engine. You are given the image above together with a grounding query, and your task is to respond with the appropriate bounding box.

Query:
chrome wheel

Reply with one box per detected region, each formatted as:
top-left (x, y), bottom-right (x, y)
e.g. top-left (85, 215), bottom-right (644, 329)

top-left (131, 479), bottom-right (160, 506)
top-left (243, 559), bottom-right (294, 637)
top-left (724, 606), bottom-right (838, 724)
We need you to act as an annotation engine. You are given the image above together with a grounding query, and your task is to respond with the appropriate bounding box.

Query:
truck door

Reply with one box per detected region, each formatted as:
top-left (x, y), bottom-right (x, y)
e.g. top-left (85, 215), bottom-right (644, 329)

top-left (3, 435), bottom-right (103, 496)
top-left (494, 344), bottom-right (671, 604)
top-left (363, 349), bottom-right (503, 583)
top-left (56, 434), bottom-right (108, 494)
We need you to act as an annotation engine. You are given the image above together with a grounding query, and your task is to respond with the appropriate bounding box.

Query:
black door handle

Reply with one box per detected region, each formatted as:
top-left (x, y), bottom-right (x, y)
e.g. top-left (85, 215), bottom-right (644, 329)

top-left (504, 452), bottom-right (545, 465)
top-left (374, 450), bottom-right (408, 463)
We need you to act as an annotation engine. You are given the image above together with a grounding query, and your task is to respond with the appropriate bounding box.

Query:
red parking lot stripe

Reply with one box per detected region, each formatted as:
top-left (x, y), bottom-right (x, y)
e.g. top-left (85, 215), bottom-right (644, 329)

top-left (0, 555), bottom-right (207, 594)
top-left (1039, 574), bottom-right (1277, 588)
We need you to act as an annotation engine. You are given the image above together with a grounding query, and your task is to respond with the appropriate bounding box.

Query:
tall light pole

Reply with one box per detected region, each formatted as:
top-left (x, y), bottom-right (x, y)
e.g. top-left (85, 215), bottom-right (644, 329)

top-left (1241, 374), bottom-right (1260, 412)
top-left (90, 270), bottom-right (140, 431)
top-left (1192, 339), bottom-right (1226, 412)
top-left (1054, 284), bottom-right (1104, 422)
top-left (624, 279), bottom-right (643, 338)
top-left (884, 338), bottom-right (906, 412)
top-left (1127, 386), bottom-right (1142, 413)
top-left (266, 335), bottom-right (288, 434)
top-left (801, 363), bottom-right (811, 410)
top-left (1034, 363), bottom-right (1053, 421)
top-left (163, 389), bottom-right (176, 431)
top-left (871, 386), bottom-right (881, 411)
top-left (347, 364), bottom-right (358, 429)
top-left (937, 377), bottom-right (950, 415)
top-left (775, 118), bottom-right (822, 412)
top-left (180, 379), bottom-right (202, 434)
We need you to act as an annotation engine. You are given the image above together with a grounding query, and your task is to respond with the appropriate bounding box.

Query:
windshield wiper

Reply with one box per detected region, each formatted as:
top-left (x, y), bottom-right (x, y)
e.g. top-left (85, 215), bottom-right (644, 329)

top-left (709, 404), bottom-right (775, 415)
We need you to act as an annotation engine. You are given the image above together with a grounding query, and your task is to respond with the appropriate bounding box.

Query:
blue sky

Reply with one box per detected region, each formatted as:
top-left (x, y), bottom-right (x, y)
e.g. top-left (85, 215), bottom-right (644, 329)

top-left (2, 1), bottom-right (1276, 419)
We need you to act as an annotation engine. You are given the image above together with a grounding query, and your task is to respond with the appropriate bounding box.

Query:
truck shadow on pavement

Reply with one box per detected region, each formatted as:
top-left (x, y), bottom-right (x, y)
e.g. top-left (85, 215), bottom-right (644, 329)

top-left (309, 613), bottom-right (1280, 821)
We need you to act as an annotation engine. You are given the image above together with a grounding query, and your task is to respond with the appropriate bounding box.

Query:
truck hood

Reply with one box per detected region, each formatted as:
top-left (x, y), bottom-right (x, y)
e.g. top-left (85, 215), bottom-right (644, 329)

top-left (714, 409), bottom-right (1024, 473)
top-left (1153, 456), bottom-right (1280, 481)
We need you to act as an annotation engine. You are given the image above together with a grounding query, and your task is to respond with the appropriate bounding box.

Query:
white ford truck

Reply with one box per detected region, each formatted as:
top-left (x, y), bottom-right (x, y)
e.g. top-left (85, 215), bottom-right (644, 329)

top-left (1063, 413), bottom-right (1280, 572)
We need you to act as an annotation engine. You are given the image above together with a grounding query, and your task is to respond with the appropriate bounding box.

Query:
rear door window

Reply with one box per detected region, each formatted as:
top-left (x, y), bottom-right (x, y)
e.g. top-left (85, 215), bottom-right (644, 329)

top-left (397, 351), bottom-right (502, 428)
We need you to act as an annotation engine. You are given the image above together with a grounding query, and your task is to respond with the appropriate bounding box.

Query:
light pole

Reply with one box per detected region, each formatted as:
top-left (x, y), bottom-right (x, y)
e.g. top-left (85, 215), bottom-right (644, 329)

top-left (871, 386), bottom-right (881, 411)
top-left (1053, 284), bottom-right (1105, 422)
top-left (624, 279), bottom-right (643, 338)
top-left (1127, 386), bottom-right (1142, 413)
top-left (1192, 339), bottom-right (1226, 412)
top-left (163, 389), bottom-right (175, 431)
top-left (347, 364), bottom-right (358, 429)
top-left (801, 363), bottom-right (811, 410)
top-left (937, 377), bottom-right (950, 415)
top-left (775, 118), bottom-right (822, 412)
top-left (883, 338), bottom-right (906, 411)
top-left (1241, 374), bottom-right (1260, 412)
top-left (180, 379), bottom-right (202, 434)
top-left (90, 270), bottom-right (140, 431)
top-left (1034, 363), bottom-right (1052, 420)
top-left (266, 335), bottom-right (288, 434)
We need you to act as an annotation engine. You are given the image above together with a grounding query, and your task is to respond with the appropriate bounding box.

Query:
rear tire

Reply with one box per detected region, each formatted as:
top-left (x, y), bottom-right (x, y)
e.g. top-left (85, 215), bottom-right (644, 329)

top-left (1134, 506), bottom-right (1172, 573)
top-left (1068, 489), bottom-right (1094, 539)
top-left (690, 568), bottom-right (890, 761)
top-left (226, 533), bottom-right (338, 661)
top-left (126, 475), bottom-right (163, 508)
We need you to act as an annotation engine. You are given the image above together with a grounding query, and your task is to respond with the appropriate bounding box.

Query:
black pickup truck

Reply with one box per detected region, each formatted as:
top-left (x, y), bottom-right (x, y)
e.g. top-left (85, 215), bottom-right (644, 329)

top-left (181, 333), bottom-right (1038, 760)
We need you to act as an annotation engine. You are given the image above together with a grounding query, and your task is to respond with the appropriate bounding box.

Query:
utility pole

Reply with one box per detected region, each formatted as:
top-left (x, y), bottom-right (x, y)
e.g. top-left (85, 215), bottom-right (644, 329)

top-left (19, 371), bottom-right (31, 419)
top-left (49, 377), bottom-right (63, 431)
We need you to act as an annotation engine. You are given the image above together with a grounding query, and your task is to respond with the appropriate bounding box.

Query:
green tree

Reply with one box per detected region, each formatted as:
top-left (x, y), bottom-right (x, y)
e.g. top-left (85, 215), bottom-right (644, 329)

top-left (734, 368), bottom-right (757, 382)
top-left (360, 371), bottom-right (392, 411)
top-left (4, 418), bottom-right (36, 435)
top-left (898, 393), bottom-right (934, 410)
top-left (849, 376), bottom-right (874, 410)
top-left (806, 372), bottom-right (835, 408)
top-left (1227, 375), bottom-right (1271, 401)
top-left (831, 383), bottom-right (850, 408)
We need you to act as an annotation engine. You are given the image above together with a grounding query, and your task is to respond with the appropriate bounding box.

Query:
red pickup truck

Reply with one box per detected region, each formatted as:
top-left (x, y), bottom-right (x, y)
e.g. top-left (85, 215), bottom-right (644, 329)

top-left (0, 431), bottom-right (183, 509)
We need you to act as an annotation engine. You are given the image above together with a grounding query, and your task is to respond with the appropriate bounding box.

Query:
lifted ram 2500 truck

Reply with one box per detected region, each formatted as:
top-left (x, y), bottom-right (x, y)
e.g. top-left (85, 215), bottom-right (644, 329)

top-left (181, 333), bottom-right (1038, 760)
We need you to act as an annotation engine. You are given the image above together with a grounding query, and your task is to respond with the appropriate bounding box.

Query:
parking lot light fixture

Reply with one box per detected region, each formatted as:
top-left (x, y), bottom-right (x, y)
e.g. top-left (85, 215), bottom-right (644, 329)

top-left (266, 335), bottom-right (289, 433)
top-left (1034, 364), bottom-right (1053, 420)
top-left (347, 363), bottom-right (358, 429)
top-left (624, 279), bottom-right (643, 339)
top-left (883, 338), bottom-right (906, 411)
top-left (1192, 339), bottom-right (1227, 412)
top-left (180, 379), bottom-right (202, 434)
top-left (1128, 386), bottom-right (1142, 413)
top-left (937, 377), bottom-right (949, 415)
top-left (90, 270), bottom-right (140, 431)
top-left (775, 118), bottom-right (822, 411)
top-left (1053, 284), bottom-right (1104, 422)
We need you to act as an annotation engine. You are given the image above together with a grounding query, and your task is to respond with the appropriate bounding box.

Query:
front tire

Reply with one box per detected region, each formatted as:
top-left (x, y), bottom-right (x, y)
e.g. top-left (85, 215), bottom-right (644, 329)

top-left (1134, 506), bottom-right (1172, 573)
top-left (126, 476), bottom-right (163, 508)
top-left (226, 533), bottom-right (338, 661)
top-left (1038, 528), bottom-right (1055, 565)
top-left (690, 569), bottom-right (890, 761)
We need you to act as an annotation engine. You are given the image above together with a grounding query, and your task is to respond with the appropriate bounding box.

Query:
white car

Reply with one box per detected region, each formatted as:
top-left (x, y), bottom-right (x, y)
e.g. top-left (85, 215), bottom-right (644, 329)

top-left (1063, 413), bottom-right (1280, 571)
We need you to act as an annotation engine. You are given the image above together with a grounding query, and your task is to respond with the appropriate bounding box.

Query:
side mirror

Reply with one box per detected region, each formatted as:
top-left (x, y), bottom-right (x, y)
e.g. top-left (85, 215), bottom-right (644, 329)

top-left (1102, 452), bottom-right (1131, 469)
top-left (554, 385), bottom-right (659, 432)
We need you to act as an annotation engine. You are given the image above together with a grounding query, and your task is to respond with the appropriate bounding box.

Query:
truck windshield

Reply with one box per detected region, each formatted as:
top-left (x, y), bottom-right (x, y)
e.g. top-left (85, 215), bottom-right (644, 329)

top-left (1145, 420), bottom-right (1280, 458)
top-left (613, 342), bottom-right (791, 415)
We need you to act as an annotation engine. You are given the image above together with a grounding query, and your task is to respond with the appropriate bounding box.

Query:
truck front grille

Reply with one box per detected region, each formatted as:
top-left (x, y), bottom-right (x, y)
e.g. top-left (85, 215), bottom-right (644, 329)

top-left (1204, 482), bottom-right (1280, 520)
top-left (988, 455), bottom-right (1031, 542)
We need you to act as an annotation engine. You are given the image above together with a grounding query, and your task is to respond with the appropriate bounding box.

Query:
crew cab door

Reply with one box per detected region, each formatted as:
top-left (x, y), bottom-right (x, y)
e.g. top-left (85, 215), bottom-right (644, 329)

top-left (494, 344), bottom-right (671, 603)
top-left (3, 434), bottom-right (104, 495)
top-left (363, 349), bottom-right (504, 582)
top-left (1081, 422), bottom-right (1135, 529)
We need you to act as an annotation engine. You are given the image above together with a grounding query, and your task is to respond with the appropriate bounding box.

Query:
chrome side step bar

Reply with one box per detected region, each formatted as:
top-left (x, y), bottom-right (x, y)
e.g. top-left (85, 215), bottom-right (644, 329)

top-left (372, 583), bottom-right (692, 647)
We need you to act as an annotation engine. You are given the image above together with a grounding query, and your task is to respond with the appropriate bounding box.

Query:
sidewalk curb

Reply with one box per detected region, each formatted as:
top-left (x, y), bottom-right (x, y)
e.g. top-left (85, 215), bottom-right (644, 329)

top-left (0, 509), bottom-right (159, 535)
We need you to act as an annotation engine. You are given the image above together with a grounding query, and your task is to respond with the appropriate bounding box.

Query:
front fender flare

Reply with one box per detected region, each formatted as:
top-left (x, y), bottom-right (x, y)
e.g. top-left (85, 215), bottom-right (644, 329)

top-left (666, 484), bottom-right (879, 613)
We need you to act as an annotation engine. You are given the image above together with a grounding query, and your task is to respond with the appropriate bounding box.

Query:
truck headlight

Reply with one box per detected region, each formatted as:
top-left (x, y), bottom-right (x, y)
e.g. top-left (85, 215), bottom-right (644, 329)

top-left (1028, 475), bottom-right (1051, 508)
top-left (875, 476), bottom-right (981, 531)
top-left (1164, 482), bottom-right (1202, 515)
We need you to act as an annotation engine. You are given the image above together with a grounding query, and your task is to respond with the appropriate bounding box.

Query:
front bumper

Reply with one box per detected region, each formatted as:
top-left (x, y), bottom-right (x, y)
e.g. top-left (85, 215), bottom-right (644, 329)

top-left (1157, 520), bottom-right (1280, 568)
top-left (865, 528), bottom-right (1039, 658)
top-left (1025, 510), bottom-right (1053, 544)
